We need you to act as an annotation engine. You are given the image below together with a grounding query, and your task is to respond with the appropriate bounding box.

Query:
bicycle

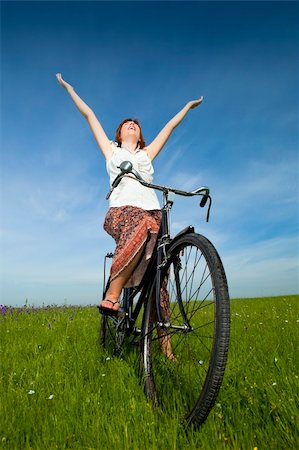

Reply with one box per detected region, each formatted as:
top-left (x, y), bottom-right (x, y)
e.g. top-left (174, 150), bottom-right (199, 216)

top-left (99, 161), bottom-right (230, 428)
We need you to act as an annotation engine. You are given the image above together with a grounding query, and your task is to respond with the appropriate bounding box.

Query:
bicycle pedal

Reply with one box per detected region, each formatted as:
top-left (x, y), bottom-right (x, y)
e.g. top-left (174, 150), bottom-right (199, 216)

top-left (97, 305), bottom-right (126, 318)
top-left (117, 308), bottom-right (126, 318)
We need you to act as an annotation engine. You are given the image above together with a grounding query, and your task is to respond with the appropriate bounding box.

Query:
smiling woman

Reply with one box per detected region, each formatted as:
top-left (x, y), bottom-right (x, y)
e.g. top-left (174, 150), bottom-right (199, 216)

top-left (56, 73), bottom-right (204, 317)
top-left (115, 118), bottom-right (146, 149)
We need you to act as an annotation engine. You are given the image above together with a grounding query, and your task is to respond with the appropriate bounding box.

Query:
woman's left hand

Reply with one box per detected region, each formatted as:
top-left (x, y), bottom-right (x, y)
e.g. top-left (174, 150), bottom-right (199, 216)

top-left (187, 97), bottom-right (204, 109)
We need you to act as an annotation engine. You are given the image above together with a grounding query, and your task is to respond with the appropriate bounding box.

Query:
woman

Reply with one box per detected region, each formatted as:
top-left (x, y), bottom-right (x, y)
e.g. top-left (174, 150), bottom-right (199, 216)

top-left (56, 73), bottom-right (203, 315)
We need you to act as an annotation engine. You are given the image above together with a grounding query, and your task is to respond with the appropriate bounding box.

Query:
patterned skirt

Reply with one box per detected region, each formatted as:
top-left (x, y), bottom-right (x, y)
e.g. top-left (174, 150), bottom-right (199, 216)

top-left (103, 206), bottom-right (162, 287)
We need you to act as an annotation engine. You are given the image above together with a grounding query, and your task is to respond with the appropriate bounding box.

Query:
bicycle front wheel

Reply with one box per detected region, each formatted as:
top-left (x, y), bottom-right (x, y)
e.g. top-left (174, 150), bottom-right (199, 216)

top-left (141, 233), bottom-right (230, 427)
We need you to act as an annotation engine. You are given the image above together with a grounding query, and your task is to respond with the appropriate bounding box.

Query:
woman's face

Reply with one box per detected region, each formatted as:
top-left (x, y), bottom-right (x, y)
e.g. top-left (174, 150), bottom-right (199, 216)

top-left (120, 120), bottom-right (141, 142)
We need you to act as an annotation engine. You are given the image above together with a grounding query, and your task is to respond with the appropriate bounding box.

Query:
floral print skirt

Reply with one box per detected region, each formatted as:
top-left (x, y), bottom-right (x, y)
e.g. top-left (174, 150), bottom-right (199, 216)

top-left (103, 206), bottom-right (162, 287)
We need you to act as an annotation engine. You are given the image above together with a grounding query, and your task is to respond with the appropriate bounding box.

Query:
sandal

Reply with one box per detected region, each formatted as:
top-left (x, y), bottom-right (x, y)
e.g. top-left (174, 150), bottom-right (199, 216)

top-left (98, 299), bottom-right (121, 317)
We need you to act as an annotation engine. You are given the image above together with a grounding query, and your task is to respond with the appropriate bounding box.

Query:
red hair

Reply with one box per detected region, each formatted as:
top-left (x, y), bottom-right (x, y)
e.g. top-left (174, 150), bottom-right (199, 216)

top-left (115, 118), bottom-right (146, 149)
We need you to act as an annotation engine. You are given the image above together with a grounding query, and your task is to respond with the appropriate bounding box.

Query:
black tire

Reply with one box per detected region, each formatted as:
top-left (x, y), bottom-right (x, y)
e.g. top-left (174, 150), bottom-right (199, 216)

top-left (141, 233), bottom-right (230, 427)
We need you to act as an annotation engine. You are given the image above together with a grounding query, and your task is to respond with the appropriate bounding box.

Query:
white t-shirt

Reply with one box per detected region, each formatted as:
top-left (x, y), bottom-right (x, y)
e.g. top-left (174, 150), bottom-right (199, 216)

top-left (106, 142), bottom-right (161, 210)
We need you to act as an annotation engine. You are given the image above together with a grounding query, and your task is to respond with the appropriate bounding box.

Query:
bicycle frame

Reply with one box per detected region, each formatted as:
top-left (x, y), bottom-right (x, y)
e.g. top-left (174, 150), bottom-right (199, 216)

top-left (103, 188), bottom-right (198, 332)
top-left (102, 161), bottom-right (211, 331)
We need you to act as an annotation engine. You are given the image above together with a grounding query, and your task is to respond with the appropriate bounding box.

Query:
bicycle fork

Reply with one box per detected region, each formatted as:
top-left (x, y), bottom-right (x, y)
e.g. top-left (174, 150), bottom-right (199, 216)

top-left (155, 253), bottom-right (192, 333)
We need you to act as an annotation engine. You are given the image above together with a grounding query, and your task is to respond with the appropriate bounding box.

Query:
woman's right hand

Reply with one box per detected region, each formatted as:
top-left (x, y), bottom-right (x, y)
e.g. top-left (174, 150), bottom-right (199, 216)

top-left (56, 73), bottom-right (73, 90)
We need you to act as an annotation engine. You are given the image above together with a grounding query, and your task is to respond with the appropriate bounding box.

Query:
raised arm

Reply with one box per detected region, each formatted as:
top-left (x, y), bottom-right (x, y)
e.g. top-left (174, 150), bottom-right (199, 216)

top-left (145, 97), bottom-right (204, 161)
top-left (56, 73), bottom-right (112, 160)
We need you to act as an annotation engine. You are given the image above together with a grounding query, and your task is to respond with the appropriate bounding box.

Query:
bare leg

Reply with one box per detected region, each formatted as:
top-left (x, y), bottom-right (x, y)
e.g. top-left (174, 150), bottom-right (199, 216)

top-left (100, 245), bottom-right (145, 309)
top-left (157, 327), bottom-right (176, 361)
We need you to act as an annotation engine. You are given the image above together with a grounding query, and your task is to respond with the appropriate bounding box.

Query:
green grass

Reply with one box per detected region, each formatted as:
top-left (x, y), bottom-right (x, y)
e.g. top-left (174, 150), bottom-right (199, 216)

top-left (0, 295), bottom-right (298, 449)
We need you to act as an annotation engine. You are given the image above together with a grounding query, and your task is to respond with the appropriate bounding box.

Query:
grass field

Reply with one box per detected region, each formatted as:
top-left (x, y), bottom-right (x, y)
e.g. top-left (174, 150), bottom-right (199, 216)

top-left (0, 295), bottom-right (298, 450)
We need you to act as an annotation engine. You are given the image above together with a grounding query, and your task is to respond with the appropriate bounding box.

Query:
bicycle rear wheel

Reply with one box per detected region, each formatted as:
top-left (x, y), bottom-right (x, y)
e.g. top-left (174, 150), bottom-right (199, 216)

top-left (99, 288), bottom-right (138, 356)
top-left (100, 313), bottom-right (126, 356)
top-left (141, 232), bottom-right (230, 427)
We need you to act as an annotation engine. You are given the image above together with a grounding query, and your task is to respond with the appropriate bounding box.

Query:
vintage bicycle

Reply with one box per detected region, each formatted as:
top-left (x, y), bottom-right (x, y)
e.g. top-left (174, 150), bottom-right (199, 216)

top-left (99, 161), bottom-right (230, 428)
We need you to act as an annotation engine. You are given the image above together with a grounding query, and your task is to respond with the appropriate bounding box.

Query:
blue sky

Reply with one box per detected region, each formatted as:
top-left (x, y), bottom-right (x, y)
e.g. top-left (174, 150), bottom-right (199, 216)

top-left (1, 1), bottom-right (298, 306)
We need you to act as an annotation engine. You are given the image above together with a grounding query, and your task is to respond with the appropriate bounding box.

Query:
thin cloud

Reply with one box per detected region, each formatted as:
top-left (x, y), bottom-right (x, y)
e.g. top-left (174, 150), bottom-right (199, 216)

top-left (224, 234), bottom-right (299, 297)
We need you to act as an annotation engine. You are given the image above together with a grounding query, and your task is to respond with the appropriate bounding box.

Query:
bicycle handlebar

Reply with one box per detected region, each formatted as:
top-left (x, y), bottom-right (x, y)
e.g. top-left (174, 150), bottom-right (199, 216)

top-left (106, 161), bottom-right (212, 221)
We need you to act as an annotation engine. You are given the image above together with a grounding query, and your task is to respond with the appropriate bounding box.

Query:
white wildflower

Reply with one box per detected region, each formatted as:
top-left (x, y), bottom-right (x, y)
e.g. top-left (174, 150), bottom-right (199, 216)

top-left (28, 390), bottom-right (35, 395)
top-left (48, 394), bottom-right (54, 400)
